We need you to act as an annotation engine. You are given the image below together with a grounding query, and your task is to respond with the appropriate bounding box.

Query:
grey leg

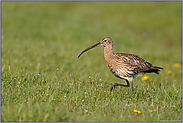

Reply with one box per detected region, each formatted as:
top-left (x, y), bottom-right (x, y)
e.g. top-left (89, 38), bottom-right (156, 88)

top-left (110, 80), bottom-right (130, 91)
top-left (131, 81), bottom-right (133, 91)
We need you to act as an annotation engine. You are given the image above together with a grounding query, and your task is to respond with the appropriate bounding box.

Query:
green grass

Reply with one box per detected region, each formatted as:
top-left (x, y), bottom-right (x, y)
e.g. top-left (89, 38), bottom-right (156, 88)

top-left (1, 1), bottom-right (182, 122)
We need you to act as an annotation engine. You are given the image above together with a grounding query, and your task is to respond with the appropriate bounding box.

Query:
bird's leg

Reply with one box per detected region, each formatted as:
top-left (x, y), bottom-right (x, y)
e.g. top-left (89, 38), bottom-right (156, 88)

top-left (110, 80), bottom-right (130, 91)
top-left (131, 81), bottom-right (133, 91)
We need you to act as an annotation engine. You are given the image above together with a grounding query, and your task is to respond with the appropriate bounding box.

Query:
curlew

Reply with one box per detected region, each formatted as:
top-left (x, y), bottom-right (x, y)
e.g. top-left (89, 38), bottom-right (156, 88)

top-left (78, 37), bottom-right (163, 91)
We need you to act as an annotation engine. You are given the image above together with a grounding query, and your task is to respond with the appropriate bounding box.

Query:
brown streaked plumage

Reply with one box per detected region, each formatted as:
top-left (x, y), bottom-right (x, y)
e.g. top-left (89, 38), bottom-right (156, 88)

top-left (78, 37), bottom-right (163, 91)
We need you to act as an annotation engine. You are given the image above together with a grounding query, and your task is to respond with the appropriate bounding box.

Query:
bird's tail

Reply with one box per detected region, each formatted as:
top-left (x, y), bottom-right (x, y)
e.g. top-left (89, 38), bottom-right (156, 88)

top-left (145, 66), bottom-right (163, 74)
top-left (153, 66), bottom-right (163, 70)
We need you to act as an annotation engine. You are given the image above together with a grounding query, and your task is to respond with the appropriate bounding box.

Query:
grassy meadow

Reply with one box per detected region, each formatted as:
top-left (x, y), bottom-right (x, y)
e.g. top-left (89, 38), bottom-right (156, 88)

top-left (1, 1), bottom-right (182, 122)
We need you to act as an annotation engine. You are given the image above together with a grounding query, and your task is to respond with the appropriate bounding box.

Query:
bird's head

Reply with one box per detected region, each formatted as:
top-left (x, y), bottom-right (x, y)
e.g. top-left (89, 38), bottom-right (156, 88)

top-left (99, 37), bottom-right (113, 47)
top-left (78, 37), bottom-right (113, 58)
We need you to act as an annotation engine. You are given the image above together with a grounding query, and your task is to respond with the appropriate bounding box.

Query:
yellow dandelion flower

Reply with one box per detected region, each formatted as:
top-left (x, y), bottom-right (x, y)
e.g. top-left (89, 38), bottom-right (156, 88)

top-left (173, 63), bottom-right (180, 68)
top-left (141, 75), bottom-right (149, 81)
top-left (134, 110), bottom-right (138, 113)
top-left (134, 110), bottom-right (141, 114)
top-left (137, 111), bottom-right (141, 114)
top-left (168, 71), bottom-right (172, 75)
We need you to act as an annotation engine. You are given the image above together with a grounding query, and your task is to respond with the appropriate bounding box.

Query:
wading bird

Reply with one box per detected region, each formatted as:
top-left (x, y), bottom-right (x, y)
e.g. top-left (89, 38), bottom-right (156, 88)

top-left (78, 37), bottom-right (163, 91)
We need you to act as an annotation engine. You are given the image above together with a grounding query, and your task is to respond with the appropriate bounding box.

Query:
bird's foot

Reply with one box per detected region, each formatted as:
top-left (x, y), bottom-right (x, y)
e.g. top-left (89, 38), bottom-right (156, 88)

top-left (110, 83), bottom-right (118, 91)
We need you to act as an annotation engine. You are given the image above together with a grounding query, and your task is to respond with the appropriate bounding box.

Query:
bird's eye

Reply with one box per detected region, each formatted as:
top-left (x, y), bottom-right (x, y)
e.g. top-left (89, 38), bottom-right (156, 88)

top-left (104, 40), bottom-right (107, 42)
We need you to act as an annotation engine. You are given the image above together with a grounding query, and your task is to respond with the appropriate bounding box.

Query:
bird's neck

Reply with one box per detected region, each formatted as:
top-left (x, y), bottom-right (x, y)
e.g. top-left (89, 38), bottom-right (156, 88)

top-left (104, 45), bottom-right (114, 62)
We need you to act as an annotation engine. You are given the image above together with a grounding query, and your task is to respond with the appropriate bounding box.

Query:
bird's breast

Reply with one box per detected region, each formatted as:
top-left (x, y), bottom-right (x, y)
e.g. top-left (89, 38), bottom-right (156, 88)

top-left (107, 60), bottom-right (129, 77)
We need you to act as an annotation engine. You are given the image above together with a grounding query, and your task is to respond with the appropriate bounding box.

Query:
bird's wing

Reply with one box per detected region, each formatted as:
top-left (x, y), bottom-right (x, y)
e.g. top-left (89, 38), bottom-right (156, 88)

top-left (115, 53), bottom-right (153, 74)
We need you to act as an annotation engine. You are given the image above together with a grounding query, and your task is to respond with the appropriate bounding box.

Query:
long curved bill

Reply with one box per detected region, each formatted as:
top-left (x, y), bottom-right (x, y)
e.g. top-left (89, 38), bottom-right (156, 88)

top-left (78, 42), bottom-right (101, 58)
